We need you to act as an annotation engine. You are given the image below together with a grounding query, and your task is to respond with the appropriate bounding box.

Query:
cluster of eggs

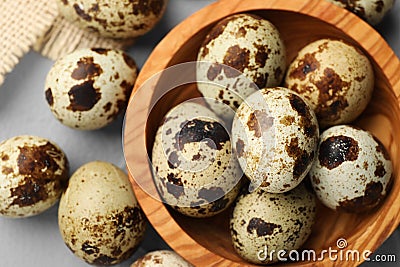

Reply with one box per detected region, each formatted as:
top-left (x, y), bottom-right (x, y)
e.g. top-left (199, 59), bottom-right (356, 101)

top-left (151, 13), bottom-right (393, 264)
top-left (0, 1), bottom-right (175, 266)
top-left (0, 135), bottom-right (147, 264)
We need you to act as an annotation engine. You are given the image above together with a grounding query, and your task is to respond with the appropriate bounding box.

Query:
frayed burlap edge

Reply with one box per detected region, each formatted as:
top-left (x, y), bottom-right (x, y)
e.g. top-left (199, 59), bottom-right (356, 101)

top-left (0, 0), bottom-right (58, 86)
top-left (33, 15), bottom-right (135, 61)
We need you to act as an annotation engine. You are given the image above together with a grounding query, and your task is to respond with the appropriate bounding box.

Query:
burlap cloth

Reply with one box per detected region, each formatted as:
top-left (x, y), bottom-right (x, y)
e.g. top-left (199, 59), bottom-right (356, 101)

top-left (0, 0), bottom-right (133, 86)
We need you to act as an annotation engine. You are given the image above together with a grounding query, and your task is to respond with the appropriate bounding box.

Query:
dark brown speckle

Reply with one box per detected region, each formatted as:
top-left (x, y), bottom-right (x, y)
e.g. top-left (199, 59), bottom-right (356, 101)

top-left (338, 181), bottom-right (384, 213)
top-left (122, 53), bottom-right (137, 69)
top-left (167, 151), bottom-right (181, 169)
top-left (373, 136), bottom-right (390, 161)
top-left (289, 53), bottom-right (320, 81)
top-left (374, 161), bottom-right (386, 178)
top-left (73, 3), bottom-right (92, 21)
top-left (45, 88), bottom-right (54, 106)
top-left (166, 173), bottom-right (184, 199)
top-left (207, 63), bottom-right (222, 81)
top-left (315, 67), bottom-right (350, 123)
top-left (175, 119), bottom-right (229, 151)
top-left (286, 137), bottom-right (313, 179)
top-left (254, 44), bottom-right (270, 68)
top-left (71, 57), bottom-right (103, 80)
top-left (209, 197), bottom-right (229, 212)
top-left (319, 135), bottom-right (359, 170)
top-left (2, 166), bottom-right (13, 175)
top-left (67, 80), bottom-right (101, 112)
top-left (91, 48), bottom-right (110, 55)
top-left (103, 102), bottom-right (112, 112)
top-left (247, 217), bottom-right (282, 237)
top-left (81, 241), bottom-right (99, 255)
top-left (375, 0), bottom-right (384, 12)
top-left (236, 139), bottom-right (245, 158)
top-left (198, 187), bottom-right (225, 202)
top-left (289, 93), bottom-right (317, 138)
top-left (93, 254), bottom-right (117, 265)
top-left (9, 142), bottom-right (68, 208)
top-left (131, 0), bottom-right (164, 16)
top-left (223, 45), bottom-right (250, 77)
top-left (247, 110), bottom-right (274, 138)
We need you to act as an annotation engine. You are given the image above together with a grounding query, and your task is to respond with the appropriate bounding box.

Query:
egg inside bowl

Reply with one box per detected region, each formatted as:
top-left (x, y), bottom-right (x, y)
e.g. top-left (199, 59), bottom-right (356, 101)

top-left (123, 0), bottom-right (400, 265)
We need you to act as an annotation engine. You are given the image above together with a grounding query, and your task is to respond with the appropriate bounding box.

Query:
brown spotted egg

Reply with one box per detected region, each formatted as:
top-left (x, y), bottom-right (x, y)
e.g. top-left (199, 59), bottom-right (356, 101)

top-left (56, 0), bottom-right (168, 38)
top-left (151, 102), bottom-right (243, 218)
top-left (45, 48), bottom-right (137, 130)
top-left (0, 135), bottom-right (69, 218)
top-left (196, 13), bottom-right (286, 121)
top-left (58, 161), bottom-right (146, 265)
top-left (326, 0), bottom-right (394, 25)
top-left (285, 39), bottom-right (374, 128)
top-left (310, 125), bottom-right (393, 213)
top-left (131, 250), bottom-right (193, 267)
top-left (232, 87), bottom-right (319, 193)
top-left (230, 183), bottom-right (316, 264)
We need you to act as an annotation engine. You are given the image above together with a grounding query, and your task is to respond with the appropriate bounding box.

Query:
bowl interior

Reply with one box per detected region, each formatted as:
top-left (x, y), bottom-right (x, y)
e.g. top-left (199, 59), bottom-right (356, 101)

top-left (132, 8), bottom-right (400, 266)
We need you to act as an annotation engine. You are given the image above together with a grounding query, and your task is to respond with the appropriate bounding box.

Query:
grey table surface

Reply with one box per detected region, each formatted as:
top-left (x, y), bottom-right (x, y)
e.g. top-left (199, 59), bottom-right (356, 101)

top-left (0, 0), bottom-right (399, 266)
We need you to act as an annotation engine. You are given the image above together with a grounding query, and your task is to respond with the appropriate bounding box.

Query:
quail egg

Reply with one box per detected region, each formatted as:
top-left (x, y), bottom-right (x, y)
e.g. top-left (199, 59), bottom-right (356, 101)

top-left (45, 48), bottom-right (137, 130)
top-left (310, 125), bottom-right (393, 213)
top-left (58, 161), bottom-right (146, 265)
top-left (285, 39), bottom-right (374, 128)
top-left (197, 13), bottom-right (286, 121)
top-left (326, 0), bottom-right (394, 25)
top-left (56, 0), bottom-right (168, 38)
top-left (230, 183), bottom-right (316, 264)
top-left (131, 250), bottom-right (193, 267)
top-left (232, 87), bottom-right (319, 193)
top-left (0, 135), bottom-right (69, 218)
top-left (151, 102), bottom-right (243, 218)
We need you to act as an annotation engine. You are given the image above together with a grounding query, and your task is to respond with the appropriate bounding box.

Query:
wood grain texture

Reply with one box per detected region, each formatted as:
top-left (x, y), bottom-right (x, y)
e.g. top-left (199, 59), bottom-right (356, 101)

top-left (124, 0), bottom-right (400, 266)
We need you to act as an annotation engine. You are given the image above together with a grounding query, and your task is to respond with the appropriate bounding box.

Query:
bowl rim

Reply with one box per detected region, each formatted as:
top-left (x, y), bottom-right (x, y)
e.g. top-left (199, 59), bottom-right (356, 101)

top-left (123, 0), bottom-right (400, 266)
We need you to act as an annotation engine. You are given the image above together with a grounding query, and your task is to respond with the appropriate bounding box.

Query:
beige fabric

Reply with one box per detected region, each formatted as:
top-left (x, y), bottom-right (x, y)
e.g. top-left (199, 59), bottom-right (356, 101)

top-left (0, 0), bottom-right (58, 86)
top-left (33, 15), bottom-right (135, 61)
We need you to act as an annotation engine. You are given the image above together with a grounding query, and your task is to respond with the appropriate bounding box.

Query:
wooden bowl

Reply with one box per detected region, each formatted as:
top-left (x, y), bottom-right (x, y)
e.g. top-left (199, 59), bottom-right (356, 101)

top-left (123, 0), bottom-right (400, 265)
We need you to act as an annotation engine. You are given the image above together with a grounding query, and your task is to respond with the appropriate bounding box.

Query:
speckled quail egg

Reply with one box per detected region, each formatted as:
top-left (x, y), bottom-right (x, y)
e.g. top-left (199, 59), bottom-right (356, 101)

top-left (131, 250), bottom-right (193, 267)
top-left (58, 161), bottom-right (146, 265)
top-left (196, 13), bottom-right (286, 121)
top-left (309, 125), bottom-right (392, 213)
top-left (230, 183), bottom-right (316, 264)
top-left (56, 0), bottom-right (168, 38)
top-left (232, 87), bottom-right (319, 193)
top-left (45, 48), bottom-right (137, 130)
top-left (285, 39), bottom-right (374, 128)
top-left (0, 135), bottom-right (69, 218)
top-left (326, 0), bottom-right (394, 25)
top-left (151, 102), bottom-right (243, 218)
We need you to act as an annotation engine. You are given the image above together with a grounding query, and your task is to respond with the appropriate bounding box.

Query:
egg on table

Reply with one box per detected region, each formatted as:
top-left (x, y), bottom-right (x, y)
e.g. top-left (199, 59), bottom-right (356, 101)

top-left (230, 183), bottom-right (316, 264)
top-left (0, 135), bottom-right (69, 218)
top-left (131, 250), bottom-right (193, 267)
top-left (196, 13), bottom-right (286, 121)
top-left (151, 102), bottom-right (243, 218)
top-left (310, 125), bottom-right (393, 213)
top-left (284, 38), bottom-right (374, 128)
top-left (45, 48), bottom-right (137, 130)
top-left (232, 87), bottom-right (319, 193)
top-left (58, 161), bottom-right (146, 265)
top-left (56, 0), bottom-right (168, 38)
top-left (326, 0), bottom-right (394, 25)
